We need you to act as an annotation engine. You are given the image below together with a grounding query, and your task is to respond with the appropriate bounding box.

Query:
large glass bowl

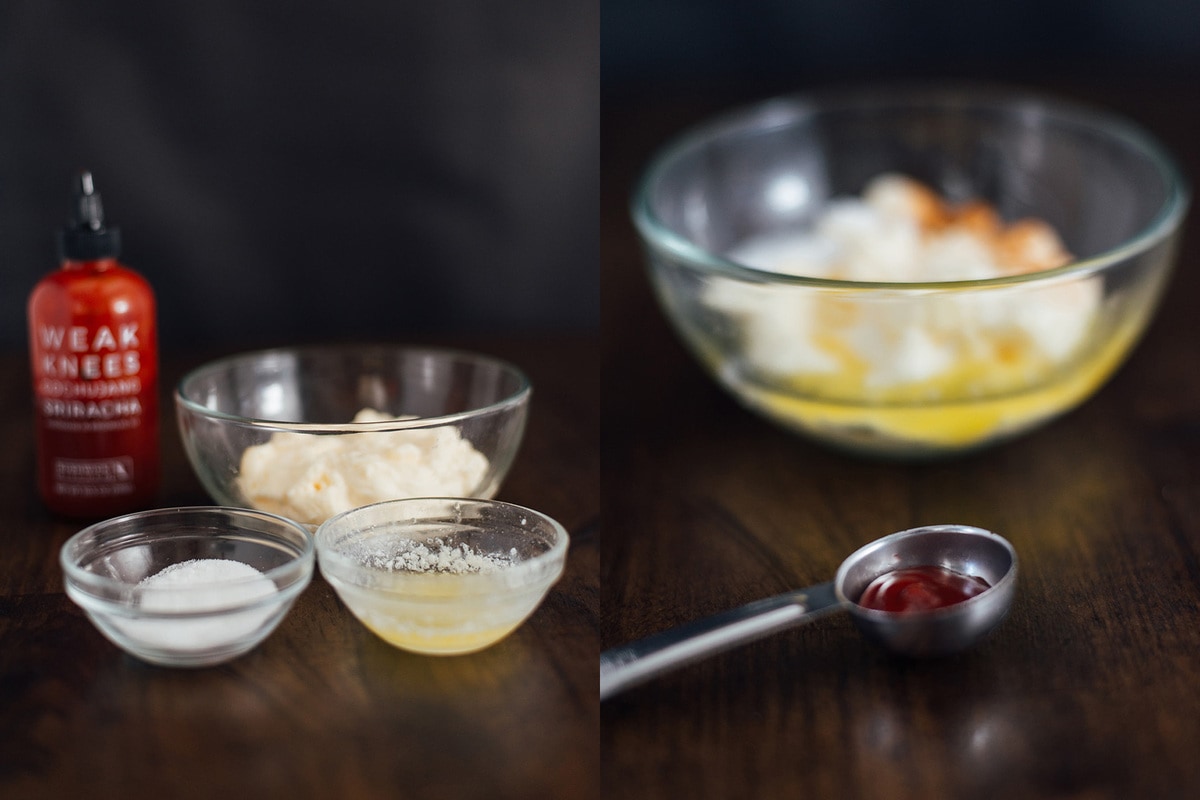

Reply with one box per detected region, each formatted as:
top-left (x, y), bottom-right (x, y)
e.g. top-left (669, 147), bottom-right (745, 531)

top-left (633, 87), bottom-right (1189, 458)
top-left (176, 346), bottom-right (531, 526)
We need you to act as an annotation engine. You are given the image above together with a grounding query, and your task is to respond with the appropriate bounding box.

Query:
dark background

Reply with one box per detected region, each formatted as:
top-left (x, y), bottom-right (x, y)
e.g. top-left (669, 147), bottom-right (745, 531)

top-left (0, 1), bottom-right (599, 351)
top-left (5, 2), bottom-right (1198, 354)
top-left (601, 0), bottom-right (1200, 214)
top-left (603, 0), bottom-right (1200, 92)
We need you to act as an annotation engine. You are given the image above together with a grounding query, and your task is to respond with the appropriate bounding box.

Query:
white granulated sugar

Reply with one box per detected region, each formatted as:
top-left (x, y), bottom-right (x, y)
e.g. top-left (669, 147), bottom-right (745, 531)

top-left (116, 559), bottom-right (280, 653)
top-left (360, 538), bottom-right (514, 574)
top-left (138, 559), bottom-right (275, 610)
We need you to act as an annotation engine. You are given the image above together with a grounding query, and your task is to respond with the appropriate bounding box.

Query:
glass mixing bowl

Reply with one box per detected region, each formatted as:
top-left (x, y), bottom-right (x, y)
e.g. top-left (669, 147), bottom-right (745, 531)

top-left (176, 345), bottom-right (531, 526)
top-left (633, 87), bottom-right (1189, 458)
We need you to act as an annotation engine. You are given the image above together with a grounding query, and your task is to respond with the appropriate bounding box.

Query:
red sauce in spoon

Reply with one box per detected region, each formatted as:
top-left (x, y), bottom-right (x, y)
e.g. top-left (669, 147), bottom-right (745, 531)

top-left (858, 566), bottom-right (991, 613)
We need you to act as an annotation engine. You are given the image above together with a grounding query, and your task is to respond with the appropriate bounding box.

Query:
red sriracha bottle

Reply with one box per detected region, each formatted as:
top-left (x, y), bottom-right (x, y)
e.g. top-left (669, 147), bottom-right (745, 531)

top-left (27, 171), bottom-right (160, 518)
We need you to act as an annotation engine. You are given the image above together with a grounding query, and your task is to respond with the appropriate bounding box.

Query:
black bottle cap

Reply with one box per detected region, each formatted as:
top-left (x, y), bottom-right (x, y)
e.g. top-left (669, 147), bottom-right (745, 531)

top-left (56, 171), bottom-right (122, 261)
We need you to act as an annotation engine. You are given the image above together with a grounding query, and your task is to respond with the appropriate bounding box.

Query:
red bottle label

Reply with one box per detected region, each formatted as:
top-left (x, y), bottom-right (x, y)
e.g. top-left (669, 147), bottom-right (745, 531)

top-left (33, 323), bottom-right (149, 500)
top-left (35, 323), bottom-right (145, 420)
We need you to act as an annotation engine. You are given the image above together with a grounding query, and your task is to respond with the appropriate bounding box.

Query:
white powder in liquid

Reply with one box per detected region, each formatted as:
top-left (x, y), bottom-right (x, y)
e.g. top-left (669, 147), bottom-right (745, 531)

top-left (360, 538), bottom-right (517, 574)
top-left (114, 559), bottom-right (280, 653)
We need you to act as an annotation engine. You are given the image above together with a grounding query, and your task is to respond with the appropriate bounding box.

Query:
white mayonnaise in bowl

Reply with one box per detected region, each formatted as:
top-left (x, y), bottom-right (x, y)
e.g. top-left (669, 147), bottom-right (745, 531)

top-left (175, 345), bottom-right (531, 526)
top-left (61, 506), bottom-right (315, 667)
top-left (634, 87), bottom-right (1188, 458)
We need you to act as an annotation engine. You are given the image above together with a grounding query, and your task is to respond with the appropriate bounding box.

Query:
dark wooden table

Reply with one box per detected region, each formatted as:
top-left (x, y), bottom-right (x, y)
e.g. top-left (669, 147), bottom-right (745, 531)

top-left (600, 76), bottom-right (1200, 798)
top-left (0, 335), bottom-right (600, 800)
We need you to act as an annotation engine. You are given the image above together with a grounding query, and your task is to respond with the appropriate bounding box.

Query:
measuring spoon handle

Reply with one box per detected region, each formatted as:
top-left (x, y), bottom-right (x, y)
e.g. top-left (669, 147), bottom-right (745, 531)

top-left (600, 582), bottom-right (842, 700)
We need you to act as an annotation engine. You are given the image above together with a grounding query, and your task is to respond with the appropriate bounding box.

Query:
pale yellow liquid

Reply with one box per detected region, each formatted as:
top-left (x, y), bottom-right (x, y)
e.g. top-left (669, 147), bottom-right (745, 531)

top-left (358, 617), bottom-right (522, 655)
top-left (722, 317), bottom-right (1143, 456)
top-left (327, 575), bottom-right (537, 656)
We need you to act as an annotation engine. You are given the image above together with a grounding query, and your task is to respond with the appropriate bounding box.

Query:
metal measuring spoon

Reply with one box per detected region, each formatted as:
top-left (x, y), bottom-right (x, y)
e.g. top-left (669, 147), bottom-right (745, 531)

top-left (600, 524), bottom-right (1017, 701)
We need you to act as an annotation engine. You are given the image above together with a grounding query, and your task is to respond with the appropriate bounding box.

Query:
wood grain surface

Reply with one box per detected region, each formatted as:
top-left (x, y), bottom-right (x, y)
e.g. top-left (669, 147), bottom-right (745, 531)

top-left (0, 336), bottom-right (600, 800)
top-left (600, 76), bottom-right (1200, 798)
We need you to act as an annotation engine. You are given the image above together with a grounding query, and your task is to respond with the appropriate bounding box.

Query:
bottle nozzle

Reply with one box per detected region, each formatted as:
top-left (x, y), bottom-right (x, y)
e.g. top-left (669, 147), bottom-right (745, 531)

top-left (58, 170), bottom-right (121, 261)
top-left (72, 171), bottom-right (106, 232)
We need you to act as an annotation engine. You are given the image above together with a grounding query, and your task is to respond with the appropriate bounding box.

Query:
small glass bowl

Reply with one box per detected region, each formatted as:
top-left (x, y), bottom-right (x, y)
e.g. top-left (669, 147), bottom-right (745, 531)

top-left (61, 506), bottom-right (315, 667)
top-left (634, 86), bottom-right (1189, 458)
top-left (175, 345), bottom-right (532, 527)
top-left (315, 497), bottom-right (569, 655)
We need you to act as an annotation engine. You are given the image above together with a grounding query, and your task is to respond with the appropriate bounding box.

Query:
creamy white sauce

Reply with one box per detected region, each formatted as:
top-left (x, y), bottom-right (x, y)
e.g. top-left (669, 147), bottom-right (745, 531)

top-left (237, 408), bottom-right (491, 526)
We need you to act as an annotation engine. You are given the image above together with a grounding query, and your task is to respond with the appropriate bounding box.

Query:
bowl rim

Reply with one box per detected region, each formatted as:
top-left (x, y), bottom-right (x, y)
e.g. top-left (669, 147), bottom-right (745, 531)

top-left (313, 496), bottom-right (570, 593)
top-left (632, 83), bottom-right (1191, 291)
top-left (60, 505), bottom-right (316, 611)
top-left (174, 343), bottom-right (533, 431)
